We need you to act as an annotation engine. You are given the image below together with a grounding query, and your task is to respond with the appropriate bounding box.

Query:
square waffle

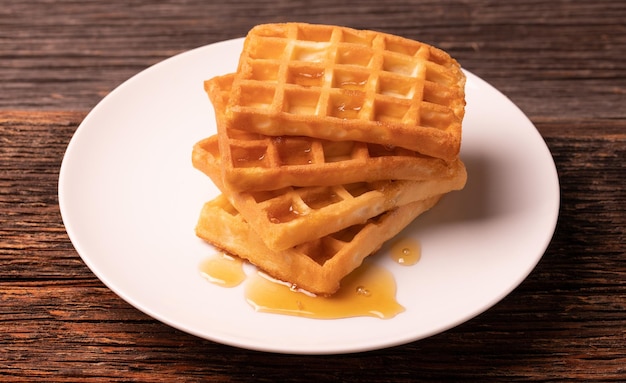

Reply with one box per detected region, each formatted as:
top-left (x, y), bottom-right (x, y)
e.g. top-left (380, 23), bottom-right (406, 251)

top-left (225, 23), bottom-right (466, 161)
top-left (204, 74), bottom-right (463, 192)
top-left (196, 194), bottom-right (442, 295)
top-left (192, 137), bottom-right (466, 251)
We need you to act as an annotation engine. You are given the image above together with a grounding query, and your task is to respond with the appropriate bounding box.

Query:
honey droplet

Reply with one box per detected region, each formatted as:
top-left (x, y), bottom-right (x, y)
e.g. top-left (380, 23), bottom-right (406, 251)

top-left (390, 237), bottom-right (421, 266)
top-left (355, 285), bottom-right (371, 297)
top-left (334, 103), bottom-right (361, 119)
top-left (337, 79), bottom-right (368, 92)
top-left (199, 252), bottom-right (246, 288)
top-left (244, 262), bottom-right (404, 319)
top-left (291, 70), bottom-right (324, 87)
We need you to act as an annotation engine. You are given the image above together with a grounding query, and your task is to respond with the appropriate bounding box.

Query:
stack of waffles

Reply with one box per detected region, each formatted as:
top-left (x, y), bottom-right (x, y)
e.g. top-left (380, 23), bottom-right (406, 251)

top-left (192, 23), bottom-right (467, 296)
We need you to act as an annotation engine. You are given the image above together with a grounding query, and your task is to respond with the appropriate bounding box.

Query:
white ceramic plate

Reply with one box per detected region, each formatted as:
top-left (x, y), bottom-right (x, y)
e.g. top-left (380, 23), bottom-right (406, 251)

top-left (58, 38), bottom-right (559, 354)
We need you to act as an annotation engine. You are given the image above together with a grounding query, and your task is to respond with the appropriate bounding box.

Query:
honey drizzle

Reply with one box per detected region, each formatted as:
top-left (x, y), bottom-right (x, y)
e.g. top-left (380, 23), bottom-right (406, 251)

top-left (244, 262), bottom-right (404, 319)
top-left (198, 237), bottom-right (423, 320)
top-left (199, 252), bottom-right (246, 288)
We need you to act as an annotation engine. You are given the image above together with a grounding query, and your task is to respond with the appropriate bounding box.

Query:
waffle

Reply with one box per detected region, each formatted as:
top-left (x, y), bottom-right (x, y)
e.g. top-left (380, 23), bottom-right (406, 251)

top-left (192, 137), bottom-right (467, 251)
top-left (196, 194), bottom-right (442, 295)
top-left (204, 74), bottom-right (462, 192)
top-left (225, 23), bottom-right (466, 161)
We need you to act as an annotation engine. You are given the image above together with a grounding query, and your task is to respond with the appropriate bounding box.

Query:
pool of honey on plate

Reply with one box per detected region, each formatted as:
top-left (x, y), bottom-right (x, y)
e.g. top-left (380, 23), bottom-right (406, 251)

top-left (198, 237), bottom-right (421, 320)
top-left (198, 252), bottom-right (246, 287)
top-left (244, 262), bottom-right (404, 319)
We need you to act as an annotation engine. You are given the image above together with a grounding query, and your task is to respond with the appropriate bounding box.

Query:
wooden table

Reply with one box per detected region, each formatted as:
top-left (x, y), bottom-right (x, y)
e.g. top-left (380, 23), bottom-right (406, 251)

top-left (2, 1), bottom-right (624, 381)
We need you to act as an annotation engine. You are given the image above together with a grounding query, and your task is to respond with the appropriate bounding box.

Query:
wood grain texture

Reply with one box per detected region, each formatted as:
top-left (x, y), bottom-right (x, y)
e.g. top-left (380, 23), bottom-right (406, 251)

top-left (1, 0), bottom-right (625, 381)
top-left (2, 0), bottom-right (624, 119)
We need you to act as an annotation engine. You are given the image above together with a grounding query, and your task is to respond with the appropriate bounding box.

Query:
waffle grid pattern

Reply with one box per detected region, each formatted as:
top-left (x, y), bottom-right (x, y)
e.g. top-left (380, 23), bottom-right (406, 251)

top-left (227, 23), bottom-right (465, 160)
top-left (192, 135), bottom-right (467, 251)
top-left (196, 194), bottom-right (442, 295)
top-left (192, 23), bottom-right (468, 294)
top-left (205, 74), bottom-right (457, 191)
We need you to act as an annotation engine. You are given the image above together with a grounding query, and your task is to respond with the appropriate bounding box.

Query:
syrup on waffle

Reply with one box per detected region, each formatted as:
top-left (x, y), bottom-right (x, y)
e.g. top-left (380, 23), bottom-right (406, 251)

top-left (225, 23), bottom-right (466, 161)
top-left (192, 137), bottom-right (466, 251)
top-left (196, 194), bottom-right (442, 295)
top-left (204, 74), bottom-right (463, 192)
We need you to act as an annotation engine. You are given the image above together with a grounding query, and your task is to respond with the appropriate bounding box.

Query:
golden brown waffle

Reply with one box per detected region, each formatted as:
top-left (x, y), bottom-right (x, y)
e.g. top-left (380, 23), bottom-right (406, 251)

top-left (192, 137), bottom-right (466, 251)
top-left (225, 23), bottom-right (466, 161)
top-left (204, 74), bottom-right (462, 192)
top-left (196, 194), bottom-right (442, 295)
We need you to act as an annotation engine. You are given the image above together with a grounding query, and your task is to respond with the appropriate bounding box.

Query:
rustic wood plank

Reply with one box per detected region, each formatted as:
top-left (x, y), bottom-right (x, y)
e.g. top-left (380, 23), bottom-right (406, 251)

top-left (1, 0), bottom-right (624, 118)
top-left (1, 0), bottom-right (625, 380)
top-left (1, 112), bottom-right (90, 281)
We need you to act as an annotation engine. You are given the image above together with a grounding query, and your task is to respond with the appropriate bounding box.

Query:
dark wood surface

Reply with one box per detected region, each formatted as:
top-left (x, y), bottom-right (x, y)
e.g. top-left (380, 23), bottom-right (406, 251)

top-left (1, 0), bottom-right (625, 381)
